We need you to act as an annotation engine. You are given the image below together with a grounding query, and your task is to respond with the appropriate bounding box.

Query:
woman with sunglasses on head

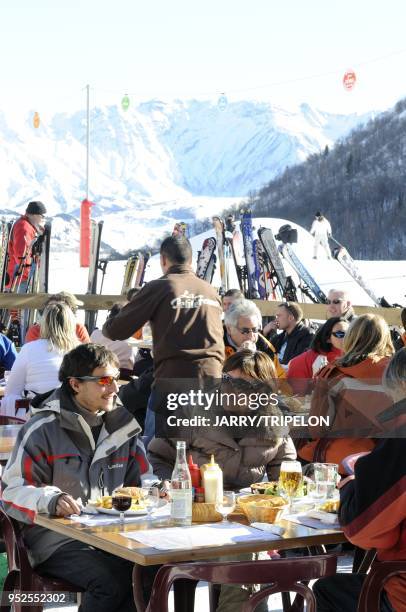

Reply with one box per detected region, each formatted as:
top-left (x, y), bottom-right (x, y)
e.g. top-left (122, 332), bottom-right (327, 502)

top-left (1, 303), bottom-right (78, 417)
top-left (287, 317), bottom-right (349, 396)
top-left (299, 313), bottom-right (394, 472)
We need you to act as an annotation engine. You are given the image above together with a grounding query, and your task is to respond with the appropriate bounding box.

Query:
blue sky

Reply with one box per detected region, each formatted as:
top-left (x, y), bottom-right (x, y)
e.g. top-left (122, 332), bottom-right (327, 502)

top-left (1, 0), bottom-right (405, 114)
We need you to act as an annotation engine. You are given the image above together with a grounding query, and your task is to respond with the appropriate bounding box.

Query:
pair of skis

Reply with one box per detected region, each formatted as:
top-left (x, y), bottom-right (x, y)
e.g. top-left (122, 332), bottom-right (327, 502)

top-left (330, 237), bottom-right (395, 307)
top-left (121, 252), bottom-right (151, 295)
top-left (195, 217), bottom-right (241, 288)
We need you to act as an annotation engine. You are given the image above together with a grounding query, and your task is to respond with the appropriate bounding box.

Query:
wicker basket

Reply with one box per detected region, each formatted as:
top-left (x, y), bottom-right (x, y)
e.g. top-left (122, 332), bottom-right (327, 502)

top-left (238, 494), bottom-right (287, 524)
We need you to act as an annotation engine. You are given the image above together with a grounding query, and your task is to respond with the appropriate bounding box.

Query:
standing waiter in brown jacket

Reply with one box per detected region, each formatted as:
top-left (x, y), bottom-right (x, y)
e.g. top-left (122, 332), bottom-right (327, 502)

top-left (103, 235), bottom-right (225, 445)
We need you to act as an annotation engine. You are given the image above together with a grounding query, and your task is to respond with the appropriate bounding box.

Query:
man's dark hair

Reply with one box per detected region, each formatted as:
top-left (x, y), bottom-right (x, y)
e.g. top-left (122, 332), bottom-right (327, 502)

top-left (108, 303), bottom-right (124, 318)
top-left (160, 236), bottom-right (192, 264)
top-left (126, 287), bottom-right (141, 301)
top-left (224, 289), bottom-right (244, 299)
top-left (278, 302), bottom-right (303, 323)
top-left (311, 317), bottom-right (347, 353)
top-left (59, 343), bottom-right (119, 394)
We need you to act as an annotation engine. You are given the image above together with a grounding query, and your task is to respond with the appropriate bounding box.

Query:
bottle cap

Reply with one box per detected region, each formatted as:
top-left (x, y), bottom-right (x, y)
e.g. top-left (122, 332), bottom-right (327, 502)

top-left (188, 454), bottom-right (198, 469)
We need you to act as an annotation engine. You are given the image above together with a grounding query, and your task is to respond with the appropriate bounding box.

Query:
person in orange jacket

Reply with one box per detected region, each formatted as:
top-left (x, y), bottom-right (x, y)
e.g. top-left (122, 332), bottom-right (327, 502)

top-left (313, 349), bottom-right (406, 612)
top-left (299, 313), bottom-right (395, 472)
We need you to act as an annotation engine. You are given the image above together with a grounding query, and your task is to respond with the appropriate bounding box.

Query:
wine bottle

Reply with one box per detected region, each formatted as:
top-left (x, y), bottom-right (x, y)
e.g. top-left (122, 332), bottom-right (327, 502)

top-left (171, 441), bottom-right (192, 526)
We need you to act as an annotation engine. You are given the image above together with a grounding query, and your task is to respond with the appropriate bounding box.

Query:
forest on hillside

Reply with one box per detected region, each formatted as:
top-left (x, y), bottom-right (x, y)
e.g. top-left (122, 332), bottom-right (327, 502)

top-left (231, 97), bottom-right (406, 259)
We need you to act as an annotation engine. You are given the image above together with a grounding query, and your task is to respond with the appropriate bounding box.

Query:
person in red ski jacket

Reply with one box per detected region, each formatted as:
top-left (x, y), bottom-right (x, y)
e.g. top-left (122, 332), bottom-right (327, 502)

top-left (6, 201), bottom-right (47, 289)
top-left (287, 316), bottom-right (349, 395)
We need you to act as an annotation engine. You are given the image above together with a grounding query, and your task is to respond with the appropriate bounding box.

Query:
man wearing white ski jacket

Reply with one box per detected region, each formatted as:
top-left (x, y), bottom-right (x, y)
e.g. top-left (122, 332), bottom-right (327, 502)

top-left (310, 212), bottom-right (332, 259)
top-left (2, 343), bottom-right (155, 612)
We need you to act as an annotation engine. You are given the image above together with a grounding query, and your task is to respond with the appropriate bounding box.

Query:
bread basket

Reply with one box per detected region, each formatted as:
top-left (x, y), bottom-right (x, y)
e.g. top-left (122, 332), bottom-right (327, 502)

top-left (238, 494), bottom-right (287, 524)
top-left (192, 502), bottom-right (222, 523)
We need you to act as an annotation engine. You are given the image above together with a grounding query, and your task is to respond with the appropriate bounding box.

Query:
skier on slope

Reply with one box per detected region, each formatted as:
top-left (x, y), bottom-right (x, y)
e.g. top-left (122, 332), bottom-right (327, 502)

top-left (310, 211), bottom-right (332, 259)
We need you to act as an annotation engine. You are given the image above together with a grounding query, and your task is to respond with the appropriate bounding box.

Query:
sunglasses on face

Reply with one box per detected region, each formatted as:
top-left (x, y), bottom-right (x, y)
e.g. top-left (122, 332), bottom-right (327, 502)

top-left (71, 374), bottom-right (120, 386)
top-left (236, 327), bottom-right (259, 335)
top-left (331, 330), bottom-right (346, 338)
top-left (327, 299), bottom-right (343, 305)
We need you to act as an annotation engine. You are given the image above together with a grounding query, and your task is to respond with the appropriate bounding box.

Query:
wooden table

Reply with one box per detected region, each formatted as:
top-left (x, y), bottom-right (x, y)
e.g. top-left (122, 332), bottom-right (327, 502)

top-left (34, 513), bottom-right (345, 566)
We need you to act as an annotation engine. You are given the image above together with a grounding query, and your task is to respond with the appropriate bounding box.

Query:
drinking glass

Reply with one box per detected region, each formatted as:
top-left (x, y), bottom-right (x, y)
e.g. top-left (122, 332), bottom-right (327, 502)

top-left (141, 486), bottom-right (160, 521)
top-left (112, 491), bottom-right (132, 523)
top-left (311, 463), bottom-right (339, 501)
top-left (279, 461), bottom-right (303, 511)
top-left (215, 491), bottom-right (236, 522)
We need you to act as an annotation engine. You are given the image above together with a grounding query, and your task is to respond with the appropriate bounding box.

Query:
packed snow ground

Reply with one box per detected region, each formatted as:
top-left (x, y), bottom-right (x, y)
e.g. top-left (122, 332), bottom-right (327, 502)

top-left (48, 217), bottom-right (406, 327)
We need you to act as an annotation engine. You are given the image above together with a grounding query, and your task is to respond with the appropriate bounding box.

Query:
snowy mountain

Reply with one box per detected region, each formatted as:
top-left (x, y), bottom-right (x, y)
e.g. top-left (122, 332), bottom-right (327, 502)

top-left (0, 99), bottom-right (371, 253)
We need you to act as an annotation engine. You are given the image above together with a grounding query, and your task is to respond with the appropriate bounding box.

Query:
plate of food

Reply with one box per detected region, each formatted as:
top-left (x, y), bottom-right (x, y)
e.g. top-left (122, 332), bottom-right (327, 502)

top-left (249, 482), bottom-right (279, 495)
top-left (88, 487), bottom-right (166, 516)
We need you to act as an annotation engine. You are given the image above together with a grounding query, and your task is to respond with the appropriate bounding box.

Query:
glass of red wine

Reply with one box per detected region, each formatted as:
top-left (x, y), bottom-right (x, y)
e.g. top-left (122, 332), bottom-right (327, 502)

top-left (112, 493), bottom-right (132, 523)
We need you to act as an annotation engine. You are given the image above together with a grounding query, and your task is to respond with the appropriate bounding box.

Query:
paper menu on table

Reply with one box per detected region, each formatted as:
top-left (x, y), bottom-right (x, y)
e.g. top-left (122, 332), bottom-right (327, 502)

top-left (123, 523), bottom-right (280, 550)
top-left (284, 512), bottom-right (340, 530)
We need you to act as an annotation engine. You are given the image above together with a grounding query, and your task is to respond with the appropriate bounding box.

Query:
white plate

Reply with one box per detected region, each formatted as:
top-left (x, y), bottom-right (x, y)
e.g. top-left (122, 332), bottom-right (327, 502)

top-left (96, 499), bottom-right (166, 516)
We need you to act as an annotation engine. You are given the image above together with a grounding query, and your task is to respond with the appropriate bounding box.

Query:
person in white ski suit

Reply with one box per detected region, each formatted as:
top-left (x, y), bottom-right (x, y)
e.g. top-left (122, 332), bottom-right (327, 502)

top-left (310, 212), bottom-right (332, 259)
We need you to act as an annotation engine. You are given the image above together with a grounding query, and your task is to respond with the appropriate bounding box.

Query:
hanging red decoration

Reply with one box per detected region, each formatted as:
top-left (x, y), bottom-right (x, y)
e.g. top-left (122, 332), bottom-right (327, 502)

top-left (80, 199), bottom-right (94, 267)
top-left (343, 70), bottom-right (357, 91)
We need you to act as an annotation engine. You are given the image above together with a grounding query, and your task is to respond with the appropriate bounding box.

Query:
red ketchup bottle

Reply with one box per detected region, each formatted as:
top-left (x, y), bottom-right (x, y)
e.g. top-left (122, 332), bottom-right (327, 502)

top-left (188, 454), bottom-right (201, 489)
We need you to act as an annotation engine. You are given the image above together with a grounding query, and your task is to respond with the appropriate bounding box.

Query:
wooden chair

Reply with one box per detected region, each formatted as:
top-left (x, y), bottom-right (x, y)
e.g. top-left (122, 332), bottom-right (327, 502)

top-left (135, 554), bottom-right (338, 612)
top-left (357, 559), bottom-right (406, 611)
top-left (0, 507), bottom-right (84, 612)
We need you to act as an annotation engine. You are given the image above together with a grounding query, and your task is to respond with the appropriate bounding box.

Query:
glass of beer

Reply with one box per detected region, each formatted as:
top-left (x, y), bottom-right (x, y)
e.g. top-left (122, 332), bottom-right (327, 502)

top-left (279, 461), bottom-right (303, 511)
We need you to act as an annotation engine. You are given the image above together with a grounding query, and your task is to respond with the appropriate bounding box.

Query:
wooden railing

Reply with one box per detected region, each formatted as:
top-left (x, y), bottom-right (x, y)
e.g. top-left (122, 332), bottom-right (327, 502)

top-left (0, 293), bottom-right (402, 326)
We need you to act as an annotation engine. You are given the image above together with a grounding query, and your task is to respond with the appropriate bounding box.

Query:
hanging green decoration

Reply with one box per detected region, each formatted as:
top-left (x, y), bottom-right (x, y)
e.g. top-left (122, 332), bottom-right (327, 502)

top-left (217, 93), bottom-right (228, 111)
top-left (121, 94), bottom-right (130, 111)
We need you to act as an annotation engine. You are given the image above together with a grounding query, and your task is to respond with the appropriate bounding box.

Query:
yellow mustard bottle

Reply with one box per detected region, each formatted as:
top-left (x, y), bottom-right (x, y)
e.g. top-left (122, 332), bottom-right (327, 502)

top-left (203, 454), bottom-right (223, 504)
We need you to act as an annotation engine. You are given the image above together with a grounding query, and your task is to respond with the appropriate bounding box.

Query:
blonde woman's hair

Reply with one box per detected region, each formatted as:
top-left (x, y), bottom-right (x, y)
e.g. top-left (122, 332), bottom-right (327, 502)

top-left (336, 313), bottom-right (394, 367)
top-left (40, 303), bottom-right (78, 353)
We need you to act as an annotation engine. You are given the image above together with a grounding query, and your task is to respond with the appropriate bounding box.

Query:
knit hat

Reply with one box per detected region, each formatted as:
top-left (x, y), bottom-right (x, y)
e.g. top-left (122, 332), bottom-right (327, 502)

top-left (26, 201), bottom-right (47, 215)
